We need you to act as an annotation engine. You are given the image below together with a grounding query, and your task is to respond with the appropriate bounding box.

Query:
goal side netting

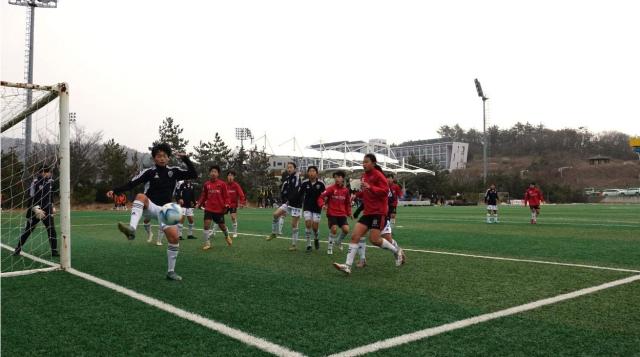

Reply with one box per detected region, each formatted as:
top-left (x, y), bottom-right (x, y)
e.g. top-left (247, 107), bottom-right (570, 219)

top-left (1, 81), bottom-right (70, 276)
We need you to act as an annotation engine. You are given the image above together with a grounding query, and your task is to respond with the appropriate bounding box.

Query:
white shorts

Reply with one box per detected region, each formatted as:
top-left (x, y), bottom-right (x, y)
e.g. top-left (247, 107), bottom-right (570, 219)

top-left (303, 211), bottom-right (321, 223)
top-left (279, 203), bottom-right (302, 217)
top-left (143, 200), bottom-right (171, 230)
top-left (381, 219), bottom-right (392, 235)
top-left (486, 205), bottom-right (498, 211)
top-left (182, 207), bottom-right (194, 217)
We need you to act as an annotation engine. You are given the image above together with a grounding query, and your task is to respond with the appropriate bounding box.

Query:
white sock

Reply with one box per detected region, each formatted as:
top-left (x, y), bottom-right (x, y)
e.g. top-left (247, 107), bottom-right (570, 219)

top-left (328, 233), bottom-right (335, 250)
top-left (345, 243), bottom-right (359, 266)
top-left (129, 200), bottom-right (144, 230)
top-left (391, 239), bottom-right (398, 249)
top-left (305, 228), bottom-right (311, 246)
top-left (272, 217), bottom-right (279, 234)
top-left (278, 217), bottom-right (284, 234)
top-left (337, 232), bottom-right (346, 245)
top-left (391, 218), bottom-right (396, 228)
top-left (167, 243), bottom-right (179, 272)
top-left (292, 228), bottom-right (299, 245)
top-left (358, 238), bottom-right (366, 260)
top-left (233, 222), bottom-right (238, 234)
top-left (143, 223), bottom-right (151, 234)
top-left (204, 229), bottom-right (213, 242)
top-left (380, 238), bottom-right (398, 254)
top-left (486, 213), bottom-right (491, 223)
top-left (157, 227), bottom-right (164, 242)
top-left (177, 223), bottom-right (184, 236)
top-left (188, 223), bottom-right (194, 235)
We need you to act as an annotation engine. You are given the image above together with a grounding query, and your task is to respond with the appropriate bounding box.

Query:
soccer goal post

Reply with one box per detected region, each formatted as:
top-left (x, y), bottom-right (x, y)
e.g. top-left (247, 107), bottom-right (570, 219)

top-left (1, 81), bottom-right (70, 273)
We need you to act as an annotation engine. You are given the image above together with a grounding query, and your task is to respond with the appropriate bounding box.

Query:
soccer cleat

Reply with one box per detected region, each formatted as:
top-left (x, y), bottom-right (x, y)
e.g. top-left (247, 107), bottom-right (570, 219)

top-left (306, 245), bottom-right (312, 253)
top-left (333, 263), bottom-right (351, 275)
top-left (146, 231), bottom-right (154, 243)
top-left (117, 222), bottom-right (136, 240)
top-left (266, 233), bottom-right (277, 241)
top-left (202, 241), bottom-right (212, 250)
top-left (166, 271), bottom-right (182, 281)
top-left (232, 233), bottom-right (238, 238)
top-left (356, 259), bottom-right (367, 268)
top-left (187, 235), bottom-right (197, 240)
top-left (156, 240), bottom-right (163, 246)
top-left (288, 245), bottom-right (297, 251)
top-left (12, 247), bottom-right (21, 256)
top-left (314, 239), bottom-right (320, 250)
top-left (327, 248), bottom-right (333, 255)
top-left (225, 236), bottom-right (233, 246)
top-left (530, 219), bottom-right (535, 224)
top-left (395, 248), bottom-right (406, 267)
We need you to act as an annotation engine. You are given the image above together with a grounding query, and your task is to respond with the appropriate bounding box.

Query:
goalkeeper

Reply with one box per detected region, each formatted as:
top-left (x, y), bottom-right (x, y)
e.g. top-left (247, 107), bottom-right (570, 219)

top-left (13, 166), bottom-right (58, 257)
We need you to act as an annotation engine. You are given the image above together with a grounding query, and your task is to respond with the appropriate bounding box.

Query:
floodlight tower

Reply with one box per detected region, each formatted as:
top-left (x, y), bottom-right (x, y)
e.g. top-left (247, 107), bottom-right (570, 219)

top-left (475, 78), bottom-right (489, 184)
top-left (235, 127), bottom-right (253, 148)
top-left (8, 0), bottom-right (58, 162)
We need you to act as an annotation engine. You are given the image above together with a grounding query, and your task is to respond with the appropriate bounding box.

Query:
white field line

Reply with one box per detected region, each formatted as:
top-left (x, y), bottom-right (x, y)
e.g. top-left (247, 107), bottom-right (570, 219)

top-left (0, 266), bottom-right (60, 278)
top-left (328, 274), bottom-right (640, 357)
top-left (1, 242), bottom-right (59, 268)
top-left (395, 215), bottom-right (640, 228)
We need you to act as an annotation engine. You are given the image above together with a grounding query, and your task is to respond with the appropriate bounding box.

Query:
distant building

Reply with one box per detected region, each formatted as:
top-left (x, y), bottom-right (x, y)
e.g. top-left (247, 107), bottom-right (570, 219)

top-left (391, 141), bottom-right (469, 170)
top-left (588, 155), bottom-right (611, 166)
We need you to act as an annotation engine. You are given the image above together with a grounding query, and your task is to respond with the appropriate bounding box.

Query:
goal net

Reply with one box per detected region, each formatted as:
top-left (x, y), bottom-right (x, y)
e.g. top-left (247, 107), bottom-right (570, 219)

top-left (1, 81), bottom-right (70, 277)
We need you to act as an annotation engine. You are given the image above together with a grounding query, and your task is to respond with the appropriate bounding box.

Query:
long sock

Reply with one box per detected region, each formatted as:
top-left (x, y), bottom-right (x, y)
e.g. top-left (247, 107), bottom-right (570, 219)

top-left (486, 213), bottom-right (491, 223)
top-left (188, 223), bottom-right (194, 235)
top-left (305, 228), bottom-right (311, 247)
top-left (129, 200), bottom-right (144, 230)
top-left (178, 223), bottom-right (184, 236)
top-left (531, 212), bottom-right (537, 221)
top-left (380, 238), bottom-right (398, 254)
top-left (328, 233), bottom-right (335, 250)
top-left (144, 223), bottom-right (151, 234)
top-left (204, 229), bottom-right (212, 242)
top-left (345, 243), bottom-right (359, 266)
top-left (337, 231), bottom-right (346, 246)
top-left (391, 239), bottom-right (398, 249)
top-left (358, 238), bottom-right (366, 260)
top-left (233, 222), bottom-right (238, 235)
top-left (391, 218), bottom-right (396, 228)
top-left (222, 227), bottom-right (229, 237)
top-left (157, 227), bottom-right (164, 242)
top-left (167, 243), bottom-right (179, 272)
top-left (278, 217), bottom-right (284, 234)
top-left (271, 217), bottom-right (279, 234)
top-left (313, 230), bottom-right (319, 239)
top-left (292, 228), bottom-right (299, 246)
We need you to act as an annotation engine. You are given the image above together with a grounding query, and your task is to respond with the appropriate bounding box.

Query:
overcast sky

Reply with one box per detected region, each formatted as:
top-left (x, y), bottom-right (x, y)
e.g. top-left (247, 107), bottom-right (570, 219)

top-left (2, 0), bottom-right (639, 153)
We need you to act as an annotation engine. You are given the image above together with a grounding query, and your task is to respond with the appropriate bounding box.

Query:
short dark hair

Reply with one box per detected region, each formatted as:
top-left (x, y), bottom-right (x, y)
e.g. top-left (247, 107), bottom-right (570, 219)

top-left (209, 165), bottom-right (221, 174)
top-left (287, 162), bottom-right (297, 169)
top-left (37, 165), bottom-right (52, 174)
top-left (227, 170), bottom-right (236, 176)
top-left (307, 165), bottom-right (318, 173)
top-left (530, 182), bottom-right (536, 186)
top-left (364, 153), bottom-right (377, 163)
top-left (151, 143), bottom-right (172, 158)
top-left (333, 171), bottom-right (346, 178)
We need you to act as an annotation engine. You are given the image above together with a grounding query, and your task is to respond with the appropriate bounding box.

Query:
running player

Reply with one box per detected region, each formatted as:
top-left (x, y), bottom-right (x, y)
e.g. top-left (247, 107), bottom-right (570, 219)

top-left (225, 170), bottom-right (246, 238)
top-left (317, 170), bottom-right (351, 255)
top-left (267, 162), bottom-right (303, 251)
top-left (196, 165), bottom-right (232, 249)
top-left (300, 166), bottom-right (325, 252)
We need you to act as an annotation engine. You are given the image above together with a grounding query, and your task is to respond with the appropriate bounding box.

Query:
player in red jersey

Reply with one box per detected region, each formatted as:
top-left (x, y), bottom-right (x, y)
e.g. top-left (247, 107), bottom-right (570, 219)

top-left (225, 170), bottom-right (246, 238)
top-left (317, 171), bottom-right (352, 255)
top-left (524, 182), bottom-right (544, 224)
top-left (333, 154), bottom-right (405, 275)
top-left (387, 173), bottom-right (402, 228)
top-left (196, 165), bottom-right (232, 249)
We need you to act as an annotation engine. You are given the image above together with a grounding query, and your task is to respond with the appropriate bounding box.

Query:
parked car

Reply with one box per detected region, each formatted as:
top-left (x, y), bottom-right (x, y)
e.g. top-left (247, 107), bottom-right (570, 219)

top-left (601, 189), bottom-right (626, 197)
top-left (584, 187), bottom-right (597, 196)
top-left (623, 187), bottom-right (640, 196)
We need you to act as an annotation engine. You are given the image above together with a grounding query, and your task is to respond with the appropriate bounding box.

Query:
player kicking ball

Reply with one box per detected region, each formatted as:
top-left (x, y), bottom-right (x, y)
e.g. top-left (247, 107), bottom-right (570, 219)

top-left (108, 143), bottom-right (197, 281)
top-left (524, 182), bottom-right (544, 224)
top-left (484, 183), bottom-right (499, 223)
top-left (317, 171), bottom-right (352, 255)
top-left (196, 165), bottom-right (232, 250)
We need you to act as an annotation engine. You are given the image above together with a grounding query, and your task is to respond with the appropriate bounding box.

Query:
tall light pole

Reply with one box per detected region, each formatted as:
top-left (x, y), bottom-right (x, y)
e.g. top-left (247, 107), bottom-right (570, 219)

top-left (235, 128), bottom-right (253, 148)
top-left (8, 0), bottom-right (58, 162)
top-left (475, 78), bottom-right (489, 185)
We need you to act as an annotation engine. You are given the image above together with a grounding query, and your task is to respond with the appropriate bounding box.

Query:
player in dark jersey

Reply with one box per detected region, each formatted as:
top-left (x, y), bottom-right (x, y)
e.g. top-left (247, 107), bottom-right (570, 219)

top-left (300, 166), bottom-right (325, 252)
top-left (107, 143), bottom-right (197, 281)
top-left (267, 162), bottom-right (303, 251)
top-left (176, 179), bottom-right (197, 239)
top-left (12, 166), bottom-right (58, 257)
top-left (484, 184), bottom-right (499, 223)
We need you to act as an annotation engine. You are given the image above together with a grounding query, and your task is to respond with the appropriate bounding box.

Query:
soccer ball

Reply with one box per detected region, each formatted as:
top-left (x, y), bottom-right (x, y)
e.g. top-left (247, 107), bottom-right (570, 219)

top-left (160, 203), bottom-right (183, 226)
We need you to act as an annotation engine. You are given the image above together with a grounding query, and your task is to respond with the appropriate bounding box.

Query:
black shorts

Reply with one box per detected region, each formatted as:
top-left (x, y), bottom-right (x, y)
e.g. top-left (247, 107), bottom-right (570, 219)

top-left (389, 206), bottom-right (397, 214)
top-left (358, 214), bottom-right (386, 230)
top-left (226, 207), bottom-right (238, 214)
top-left (529, 205), bottom-right (540, 210)
top-left (327, 215), bottom-right (348, 229)
top-left (204, 211), bottom-right (225, 224)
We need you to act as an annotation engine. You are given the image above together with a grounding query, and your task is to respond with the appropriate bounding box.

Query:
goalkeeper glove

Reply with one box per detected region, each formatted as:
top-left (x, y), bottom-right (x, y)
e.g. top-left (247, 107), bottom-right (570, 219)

top-left (32, 205), bottom-right (46, 220)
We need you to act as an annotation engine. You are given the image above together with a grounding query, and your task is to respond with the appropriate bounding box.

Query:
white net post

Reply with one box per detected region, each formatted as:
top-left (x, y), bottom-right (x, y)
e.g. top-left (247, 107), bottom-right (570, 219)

top-left (1, 81), bottom-right (70, 274)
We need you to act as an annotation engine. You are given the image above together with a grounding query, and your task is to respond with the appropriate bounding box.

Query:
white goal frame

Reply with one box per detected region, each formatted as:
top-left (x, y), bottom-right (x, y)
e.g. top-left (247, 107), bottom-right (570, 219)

top-left (1, 80), bottom-right (71, 269)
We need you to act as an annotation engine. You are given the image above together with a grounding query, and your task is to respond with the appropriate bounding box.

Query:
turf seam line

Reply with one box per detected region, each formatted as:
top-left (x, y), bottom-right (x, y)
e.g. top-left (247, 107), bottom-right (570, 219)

top-left (327, 274), bottom-right (640, 357)
top-left (64, 267), bottom-right (306, 357)
top-left (0, 266), bottom-right (60, 278)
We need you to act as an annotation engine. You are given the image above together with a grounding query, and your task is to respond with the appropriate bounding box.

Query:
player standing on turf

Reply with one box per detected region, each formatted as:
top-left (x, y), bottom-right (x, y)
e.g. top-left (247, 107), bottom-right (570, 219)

top-left (333, 154), bottom-right (405, 275)
top-left (225, 170), bottom-right (246, 238)
top-left (175, 179), bottom-right (197, 240)
top-left (197, 165), bottom-right (232, 249)
top-left (484, 183), bottom-right (499, 223)
top-left (13, 166), bottom-right (58, 257)
top-left (317, 171), bottom-right (352, 255)
top-left (300, 166), bottom-right (325, 252)
top-left (107, 143), bottom-right (197, 281)
top-left (524, 182), bottom-right (544, 224)
top-left (387, 173), bottom-right (402, 228)
top-left (267, 162), bottom-right (303, 251)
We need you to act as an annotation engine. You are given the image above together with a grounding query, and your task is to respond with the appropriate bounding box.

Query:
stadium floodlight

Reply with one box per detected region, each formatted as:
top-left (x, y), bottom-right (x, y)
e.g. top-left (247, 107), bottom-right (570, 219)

top-left (9, 0), bottom-right (59, 163)
top-left (235, 127), bottom-right (253, 148)
top-left (475, 78), bottom-right (489, 184)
